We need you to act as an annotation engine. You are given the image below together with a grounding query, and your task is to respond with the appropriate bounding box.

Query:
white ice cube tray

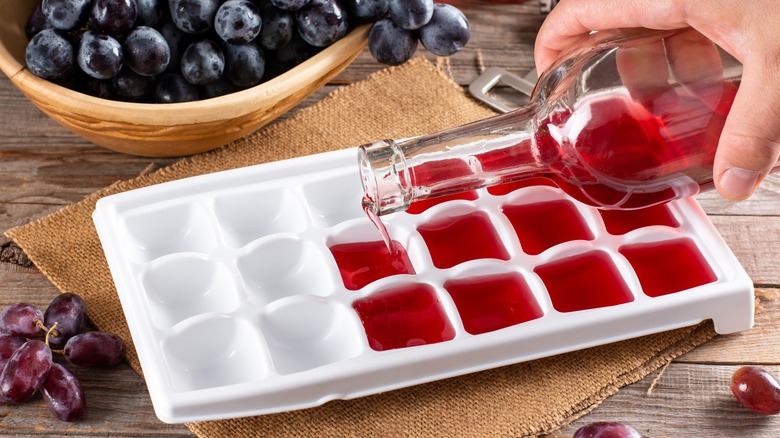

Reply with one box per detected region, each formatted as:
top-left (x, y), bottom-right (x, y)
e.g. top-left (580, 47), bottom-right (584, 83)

top-left (92, 147), bottom-right (754, 424)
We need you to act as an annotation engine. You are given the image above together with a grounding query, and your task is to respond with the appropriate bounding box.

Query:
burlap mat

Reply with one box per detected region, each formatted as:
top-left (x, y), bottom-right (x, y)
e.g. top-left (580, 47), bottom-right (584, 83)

top-left (6, 57), bottom-right (716, 437)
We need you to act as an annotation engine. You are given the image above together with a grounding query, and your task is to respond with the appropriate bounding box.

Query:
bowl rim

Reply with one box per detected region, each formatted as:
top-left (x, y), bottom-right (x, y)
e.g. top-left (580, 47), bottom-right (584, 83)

top-left (0, 24), bottom-right (370, 126)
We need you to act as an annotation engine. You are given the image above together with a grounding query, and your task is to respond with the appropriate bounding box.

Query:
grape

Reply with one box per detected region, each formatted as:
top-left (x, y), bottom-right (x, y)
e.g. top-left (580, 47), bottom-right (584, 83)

top-left (259, 5), bottom-right (294, 50)
top-left (26, 3), bottom-right (53, 40)
top-left (0, 303), bottom-right (44, 338)
top-left (25, 29), bottom-right (75, 80)
top-left (223, 42), bottom-right (265, 87)
top-left (124, 26), bottom-right (171, 76)
top-left (42, 0), bottom-right (91, 31)
top-left (0, 334), bottom-right (28, 370)
top-left (113, 70), bottom-right (156, 102)
top-left (76, 71), bottom-right (114, 99)
top-left (155, 72), bottom-right (199, 102)
top-left (199, 77), bottom-right (241, 99)
top-left (43, 293), bottom-right (87, 349)
top-left (296, 0), bottom-right (349, 47)
top-left (78, 31), bottom-right (124, 80)
top-left (345, 0), bottom-right (389, 23)
top-left (181, 39), bottom-right (225, 85)
top-left (0, 340), bottom-right (52, 403)
top-left (573, 422), bottom-right (642, 438)
top-left (41, 363), bottom-right (86, 422)
top-left (264, 31), bottom-right (321, 78)
top-left (135, 0), bottom-right (164, 27)
top-left (418, 4), bottom-right (470, 56)
top-left (159, 21), bottom-right (189, 72)
top-left (730, 366), bottom-right (780, 415)
top-left (272, 0), bottom-right (312, 11)
top-left (368, 18), bottom-right (417, 66)
top-left (169, 0), bottom-right (220, 34)
top-left (90, 0), bottom-right (138, 35)
top-left (388, 0), bottom-right (433, 30)
top-left (64, 332), bottom-right (126, 368)
top-left (215, 0), bottom-right (262, 44)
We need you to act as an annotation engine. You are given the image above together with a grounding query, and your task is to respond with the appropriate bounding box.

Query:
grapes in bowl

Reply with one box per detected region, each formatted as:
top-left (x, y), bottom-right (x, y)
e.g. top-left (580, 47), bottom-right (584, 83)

top-left (0, 0), bottom-right (370, 157)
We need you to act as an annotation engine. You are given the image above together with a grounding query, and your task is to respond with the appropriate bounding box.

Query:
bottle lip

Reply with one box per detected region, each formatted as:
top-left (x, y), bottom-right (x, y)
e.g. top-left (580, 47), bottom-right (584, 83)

top-left (357, 140), bottom-right (410, 216)
top-left (358, 145), bottom-right (380, 216)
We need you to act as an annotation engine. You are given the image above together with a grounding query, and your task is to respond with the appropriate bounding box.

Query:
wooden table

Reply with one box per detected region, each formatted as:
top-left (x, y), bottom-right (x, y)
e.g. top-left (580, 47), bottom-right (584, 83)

top-left (1, 3), bottom-right (778, 436)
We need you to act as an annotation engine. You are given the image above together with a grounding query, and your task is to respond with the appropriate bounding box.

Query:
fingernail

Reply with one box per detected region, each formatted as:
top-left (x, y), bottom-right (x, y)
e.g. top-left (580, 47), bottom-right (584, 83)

top-left (720, 167), bottom-right (761, 199)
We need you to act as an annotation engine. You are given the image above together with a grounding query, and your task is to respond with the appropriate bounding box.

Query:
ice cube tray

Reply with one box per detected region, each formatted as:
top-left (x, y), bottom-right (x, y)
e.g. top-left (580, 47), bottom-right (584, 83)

top-left (92, 147), bottom-right (754, 424)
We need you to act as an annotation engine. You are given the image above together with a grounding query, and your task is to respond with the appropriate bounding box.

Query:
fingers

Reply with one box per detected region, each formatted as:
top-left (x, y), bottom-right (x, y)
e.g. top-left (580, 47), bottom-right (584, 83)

top-left (534, 0), bottom-right (689, 72)
top-left (714, 63), bottom-right (780, 200)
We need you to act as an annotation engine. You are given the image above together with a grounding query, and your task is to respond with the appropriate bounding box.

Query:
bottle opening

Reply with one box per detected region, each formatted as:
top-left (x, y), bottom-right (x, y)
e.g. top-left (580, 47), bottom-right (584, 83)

top-left (357, 140), bottom-right (411, 216)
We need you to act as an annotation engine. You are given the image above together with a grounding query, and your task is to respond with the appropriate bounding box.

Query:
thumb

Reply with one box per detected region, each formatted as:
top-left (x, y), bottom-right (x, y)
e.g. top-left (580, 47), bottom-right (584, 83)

top-left (714, 64), bottom-right (780, 200)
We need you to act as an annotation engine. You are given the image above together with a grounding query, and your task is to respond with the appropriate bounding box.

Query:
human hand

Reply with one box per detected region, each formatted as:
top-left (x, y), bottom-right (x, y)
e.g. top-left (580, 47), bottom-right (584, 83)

top-left (534, 0), bottom-right (780, 201)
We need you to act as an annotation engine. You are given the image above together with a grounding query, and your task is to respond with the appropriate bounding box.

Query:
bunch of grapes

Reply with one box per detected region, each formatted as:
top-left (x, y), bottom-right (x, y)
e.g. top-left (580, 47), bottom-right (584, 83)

top-left (367, 0), bottom-right (470, 66)
top-left (0, 294), bottom-right (126, 422)
top-left (25, 0), bottom-right (470, 104)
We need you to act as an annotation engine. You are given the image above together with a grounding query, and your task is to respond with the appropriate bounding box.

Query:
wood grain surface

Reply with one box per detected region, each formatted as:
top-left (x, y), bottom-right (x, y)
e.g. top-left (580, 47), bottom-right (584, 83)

top-left (1, 3), bottom-right (778, 437)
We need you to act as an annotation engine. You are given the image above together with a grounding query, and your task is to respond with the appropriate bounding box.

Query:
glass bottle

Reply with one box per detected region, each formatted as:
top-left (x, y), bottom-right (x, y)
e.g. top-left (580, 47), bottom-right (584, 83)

top-left (359, 28), bottom-right (775, 216)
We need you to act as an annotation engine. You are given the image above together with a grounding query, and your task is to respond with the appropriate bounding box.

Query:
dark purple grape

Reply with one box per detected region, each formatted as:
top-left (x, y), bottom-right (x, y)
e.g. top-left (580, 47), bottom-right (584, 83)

top-left (155, 72), bottom-right (199, 102)
top-left (731, 366), bottom-right (780, 415)
top-left (295, 0), bottom-right (349, 47)
top-left (41, 363), bottom-right (85, 422)
top-left (159, 21), bottom-right (189, 72)
top-left (199, 77), bottom-right (241, 99)
top-left (64, 331), bottom-right (126, 368)
top-left (264, 31), bottom-right (321, 78)
top-left (0, 340), bottom-right (52, 403)
top-left (223, 42), bottom-right (265, 87)
top-left (42, 0), bottom-right (91, 31)
top-left (169, 0), bottom-right (220, 34)
top-left (78, 30), bottom-right (123, 79)
top-left (573, 422), bottom-right (642, 438)
top-left (418, 4), bottom-right (470, 56)
top-left (90, 0), bottom-right (138, 35)
top-left (113, 70), bottom-right (156, 102)
top-left (78, 76), bottom-right (114, 99)
top-left (181, 39), bottom-right (224, 85)
top-left (124, 26), bottom-right (171, 76)
top-left (345, 0), bottom-right (389, 23)
top-left (26, 2), bottom-right (53, 40)
top-left (215, 0), bottom-right (262, 44)
top-left (135, 0), bottom-right (164, 27)
top-left (43, 293), bottom-right (86, 349)
top-left (259, 5), bottom-right (294, 50)
top-left (388, 0), bottom-right (433, 30)
top-left (271, 0), bottom-right (311, 11)
top-left (0, 303), bottom-right (44, 338)
top-left (368, 18), bottom-right (417, 66)
top-left (0, 334), bottom-right (28, 370)
top-left (25, 29), bottom-right (75, 80)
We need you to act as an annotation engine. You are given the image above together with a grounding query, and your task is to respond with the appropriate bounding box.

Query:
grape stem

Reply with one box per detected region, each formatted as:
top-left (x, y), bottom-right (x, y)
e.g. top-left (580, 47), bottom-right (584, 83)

top-left (43, 321), bottom-right (59, 347)
top-left (36, 319), bottom-right (60, 338)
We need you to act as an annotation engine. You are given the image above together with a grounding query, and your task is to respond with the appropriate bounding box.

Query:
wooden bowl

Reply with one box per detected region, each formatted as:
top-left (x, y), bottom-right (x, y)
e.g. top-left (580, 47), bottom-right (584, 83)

top-left (0, 1), bottom-right (369, 157)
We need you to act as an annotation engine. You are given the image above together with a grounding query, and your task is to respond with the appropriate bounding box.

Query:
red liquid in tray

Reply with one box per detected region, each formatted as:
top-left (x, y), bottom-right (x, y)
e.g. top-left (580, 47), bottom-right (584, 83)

top-left (600, 204), bottom-right (680, 235)
top-left (417, 211), bottom-right (510, 269)
top-left (353, 283), bottom-right (455, 351)
top-left (535, 251), bottom-right (634, 312)
top-left (619, 238), bottom-right (717, 297)
top-left (501, 200), bottom-right (593, 255)
top-left (444, 273), bottom-right (543, 335)
top-left (329, 240), bottom-right (415, 290)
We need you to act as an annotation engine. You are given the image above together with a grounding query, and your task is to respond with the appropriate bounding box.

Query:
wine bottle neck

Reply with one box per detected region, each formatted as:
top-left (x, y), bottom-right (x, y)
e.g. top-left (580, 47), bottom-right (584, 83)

top-left (360, 105), bottom-right (544, 216)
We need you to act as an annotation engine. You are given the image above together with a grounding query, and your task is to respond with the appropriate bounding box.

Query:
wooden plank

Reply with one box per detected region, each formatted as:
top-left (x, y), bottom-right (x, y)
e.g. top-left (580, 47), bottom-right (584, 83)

top-left (550, 363), bottom-right (780, 437)
top-left (711, 216), bottom-right (780, 285)
top-left (679, 288), bottom-right (780, 364)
